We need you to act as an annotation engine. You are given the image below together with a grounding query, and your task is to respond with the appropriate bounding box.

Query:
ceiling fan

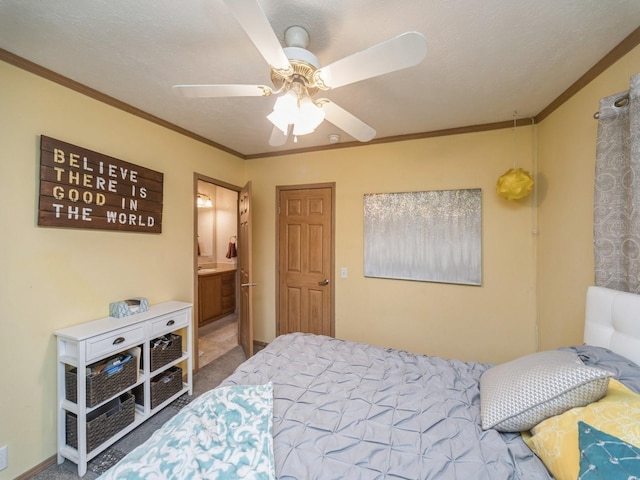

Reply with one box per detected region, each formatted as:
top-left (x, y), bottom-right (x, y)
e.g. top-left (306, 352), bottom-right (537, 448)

top-left (173, 0), bottom-right (427, 147)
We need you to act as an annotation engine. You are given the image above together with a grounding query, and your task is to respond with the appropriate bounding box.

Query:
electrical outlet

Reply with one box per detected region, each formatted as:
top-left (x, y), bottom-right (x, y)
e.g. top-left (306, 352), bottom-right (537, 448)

top-left (0, 445), bottom-right (7, 471)
top-left (341, 267), bottom-right (348, 279)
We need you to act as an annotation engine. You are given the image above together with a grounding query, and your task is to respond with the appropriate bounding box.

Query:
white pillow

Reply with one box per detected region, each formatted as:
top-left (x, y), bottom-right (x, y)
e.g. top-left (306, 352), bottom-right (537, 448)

top-left (480, 350), bottom-right (612, 432)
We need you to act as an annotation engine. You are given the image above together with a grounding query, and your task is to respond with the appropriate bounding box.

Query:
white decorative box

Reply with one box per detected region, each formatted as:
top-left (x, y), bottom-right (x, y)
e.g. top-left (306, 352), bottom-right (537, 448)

top-left (109, 298), bottom-right (149, 318)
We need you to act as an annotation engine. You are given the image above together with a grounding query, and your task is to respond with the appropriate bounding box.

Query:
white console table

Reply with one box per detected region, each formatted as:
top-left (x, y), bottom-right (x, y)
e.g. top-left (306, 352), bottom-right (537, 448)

top-left (55, 301), bottom-right (193, 476)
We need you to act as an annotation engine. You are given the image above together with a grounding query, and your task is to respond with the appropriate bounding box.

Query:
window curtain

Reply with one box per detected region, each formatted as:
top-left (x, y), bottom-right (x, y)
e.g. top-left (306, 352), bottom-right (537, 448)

top-left (594, 72), bottom-right (640, 293)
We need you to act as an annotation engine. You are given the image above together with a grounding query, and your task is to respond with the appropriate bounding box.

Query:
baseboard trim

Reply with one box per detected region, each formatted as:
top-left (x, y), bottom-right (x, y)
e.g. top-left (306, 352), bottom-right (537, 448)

top-left (253, 340), bottom-right (268, 352)
top-left (14, 454), bottom-right (57, 480)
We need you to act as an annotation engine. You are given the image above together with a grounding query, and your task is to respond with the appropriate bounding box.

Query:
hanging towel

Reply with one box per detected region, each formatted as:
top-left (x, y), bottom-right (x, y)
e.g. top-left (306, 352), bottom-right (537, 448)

top-left (226, 240), bottom-right (237, 258)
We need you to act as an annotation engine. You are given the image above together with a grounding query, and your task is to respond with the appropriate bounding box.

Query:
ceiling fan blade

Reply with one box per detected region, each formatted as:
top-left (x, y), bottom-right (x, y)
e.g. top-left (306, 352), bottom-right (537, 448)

top-left (223, 0), bottom-right (291, 71)
top-left (320, 100), bottom-right (376, 142)
top-left (172, 84), bottom-right (273, 98)
top-left (268, 125), bottom-right (289, 146)
top-left (315, 32), bottom-right (427, 89)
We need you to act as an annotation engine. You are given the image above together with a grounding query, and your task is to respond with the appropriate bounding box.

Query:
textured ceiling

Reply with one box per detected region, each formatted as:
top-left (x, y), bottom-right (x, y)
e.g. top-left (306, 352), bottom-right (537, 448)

top-left (1, 0), bottom-right (639, 157)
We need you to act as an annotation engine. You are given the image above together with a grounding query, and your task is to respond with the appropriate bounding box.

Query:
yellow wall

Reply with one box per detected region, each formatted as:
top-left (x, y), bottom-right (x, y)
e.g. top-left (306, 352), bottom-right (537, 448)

top-left (247, 130), bottom-right (539, 363)
top-left (0, 61), bottom-right (245, 479)
top-left (536, 44), bottom-right (640, 350)
top-left (1, 42), bottom-right (639, 478)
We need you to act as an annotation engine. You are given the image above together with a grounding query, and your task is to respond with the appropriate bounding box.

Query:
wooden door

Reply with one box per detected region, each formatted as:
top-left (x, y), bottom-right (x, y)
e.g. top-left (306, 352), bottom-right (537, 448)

top-left (238, 182), bottom-right (254, 357)
top-left (277, 184), bottom-right (334, 337)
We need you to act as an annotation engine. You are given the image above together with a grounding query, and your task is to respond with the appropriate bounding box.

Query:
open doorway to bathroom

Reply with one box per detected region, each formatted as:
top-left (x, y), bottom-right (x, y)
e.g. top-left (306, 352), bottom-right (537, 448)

top-left (194, 175), bottom-right (240, 371)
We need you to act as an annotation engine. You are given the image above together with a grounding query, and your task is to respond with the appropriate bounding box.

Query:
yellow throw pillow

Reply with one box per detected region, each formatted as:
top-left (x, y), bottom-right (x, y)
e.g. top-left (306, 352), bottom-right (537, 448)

top-left (523, 379), bottom-right (640, 480)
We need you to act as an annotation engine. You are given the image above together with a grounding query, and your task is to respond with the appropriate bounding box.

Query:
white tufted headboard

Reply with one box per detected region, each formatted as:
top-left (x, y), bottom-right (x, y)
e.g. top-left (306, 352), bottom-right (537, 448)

top-left (584, 286), bottom-right (640, 366)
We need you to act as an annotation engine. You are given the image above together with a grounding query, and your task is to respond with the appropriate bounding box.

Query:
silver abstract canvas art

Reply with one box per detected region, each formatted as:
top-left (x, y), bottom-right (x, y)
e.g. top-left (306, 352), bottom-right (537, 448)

top-left (364, 189), bottom-right (482, 285)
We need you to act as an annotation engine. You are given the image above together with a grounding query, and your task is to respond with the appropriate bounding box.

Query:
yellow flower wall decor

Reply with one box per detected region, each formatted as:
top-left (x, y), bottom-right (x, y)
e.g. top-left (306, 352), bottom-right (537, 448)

top-left (496, 167), bottom-right (534, 200)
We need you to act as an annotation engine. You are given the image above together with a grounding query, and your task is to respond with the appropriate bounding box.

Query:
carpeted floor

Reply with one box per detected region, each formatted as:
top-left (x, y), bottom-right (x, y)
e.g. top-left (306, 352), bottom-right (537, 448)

top-left (32, 345), bottom-right (246, 480)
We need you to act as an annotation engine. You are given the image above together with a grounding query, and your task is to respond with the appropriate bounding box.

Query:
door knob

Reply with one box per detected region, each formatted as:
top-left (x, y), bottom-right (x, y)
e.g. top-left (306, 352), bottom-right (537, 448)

top-left (241, 282), bottom-right (257, 287)
top-left (318, 279), bottom-right (329, 286)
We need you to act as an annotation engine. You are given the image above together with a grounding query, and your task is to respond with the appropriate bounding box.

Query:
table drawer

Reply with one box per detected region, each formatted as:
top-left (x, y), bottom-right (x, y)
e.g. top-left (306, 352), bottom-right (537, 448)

top-left (150, 310), bottom-right (189, 337)
top-left (86, 326), bottom-right (145, 362)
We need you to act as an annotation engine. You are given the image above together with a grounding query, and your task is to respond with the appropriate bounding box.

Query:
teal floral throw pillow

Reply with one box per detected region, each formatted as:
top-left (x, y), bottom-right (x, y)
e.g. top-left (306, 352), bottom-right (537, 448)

top-left (578, 421), bottom-right (640, 479)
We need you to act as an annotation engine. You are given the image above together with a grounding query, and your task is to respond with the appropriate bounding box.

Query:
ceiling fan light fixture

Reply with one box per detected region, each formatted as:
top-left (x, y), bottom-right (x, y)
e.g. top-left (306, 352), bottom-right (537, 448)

top-left (267, 90), bottom-right (297, 133)
top-left (293, 97), bottom-right (325, 135)
top-left (273, 90), bottom-right (298, 113)
top-left (267, 87), bottom-right (325, 136)
top-left (266, 109), bottom-right (291, 135)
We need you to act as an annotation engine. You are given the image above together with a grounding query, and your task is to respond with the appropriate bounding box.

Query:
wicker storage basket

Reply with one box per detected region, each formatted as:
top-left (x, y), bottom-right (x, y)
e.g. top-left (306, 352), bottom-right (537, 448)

top-left (66, 392), bottom-right (135, 452)
top-left (66, 354), bottom-right (138, 407)
top-left (133, 366), bottom-right (183, 409)
top-left (149, 333), bottom-right (182, 371)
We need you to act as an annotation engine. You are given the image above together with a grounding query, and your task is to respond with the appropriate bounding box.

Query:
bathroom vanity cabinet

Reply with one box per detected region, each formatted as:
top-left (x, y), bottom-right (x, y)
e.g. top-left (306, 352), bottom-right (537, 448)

top-left (198, 268), bottom-right (236, 326)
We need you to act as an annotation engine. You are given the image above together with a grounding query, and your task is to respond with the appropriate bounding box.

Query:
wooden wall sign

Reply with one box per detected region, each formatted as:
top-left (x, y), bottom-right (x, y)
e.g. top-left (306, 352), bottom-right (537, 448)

top-left (38, 135), bottom-right (163, 233)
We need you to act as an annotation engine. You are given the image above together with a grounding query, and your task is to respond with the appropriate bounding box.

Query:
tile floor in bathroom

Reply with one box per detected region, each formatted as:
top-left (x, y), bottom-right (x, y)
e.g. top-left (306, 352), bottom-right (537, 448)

top-left (198, 313), bottom-right (238, 368)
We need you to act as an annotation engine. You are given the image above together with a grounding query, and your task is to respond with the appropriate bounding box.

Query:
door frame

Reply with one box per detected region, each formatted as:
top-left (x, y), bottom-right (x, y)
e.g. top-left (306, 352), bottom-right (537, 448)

top-left (275, 182), bottom-right (336, 337)
top-left (192, 173), bottom-right (241, 372)
top-left (238, 181), bottom-right (254, 358)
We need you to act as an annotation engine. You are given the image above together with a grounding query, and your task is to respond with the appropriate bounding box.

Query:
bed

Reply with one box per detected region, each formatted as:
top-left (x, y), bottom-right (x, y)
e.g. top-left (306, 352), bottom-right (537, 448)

top-left (98, 286), bottom-right (640, 479)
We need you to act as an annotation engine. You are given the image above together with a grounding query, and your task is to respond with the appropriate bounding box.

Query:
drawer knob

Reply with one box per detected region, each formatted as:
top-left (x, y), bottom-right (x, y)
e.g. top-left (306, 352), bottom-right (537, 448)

top-left (113, 337), bottom-right (125, 345)
top-left (167, 320), bottom-right (175, 326)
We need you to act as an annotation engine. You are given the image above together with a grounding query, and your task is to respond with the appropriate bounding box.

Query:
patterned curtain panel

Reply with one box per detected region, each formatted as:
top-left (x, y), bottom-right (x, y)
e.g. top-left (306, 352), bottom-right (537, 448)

top-left (594, 72), bottom-right (640, 293)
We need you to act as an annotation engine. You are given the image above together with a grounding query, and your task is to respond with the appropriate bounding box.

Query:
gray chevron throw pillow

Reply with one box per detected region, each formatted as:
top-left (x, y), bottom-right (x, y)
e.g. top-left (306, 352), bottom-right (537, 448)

top-left (480, 350), bottom-right (612, 432)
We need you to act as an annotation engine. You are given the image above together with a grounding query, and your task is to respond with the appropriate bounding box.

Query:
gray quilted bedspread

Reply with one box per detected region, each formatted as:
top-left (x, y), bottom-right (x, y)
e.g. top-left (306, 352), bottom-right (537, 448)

top-left (220, 333), bottom-right (552, 480)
